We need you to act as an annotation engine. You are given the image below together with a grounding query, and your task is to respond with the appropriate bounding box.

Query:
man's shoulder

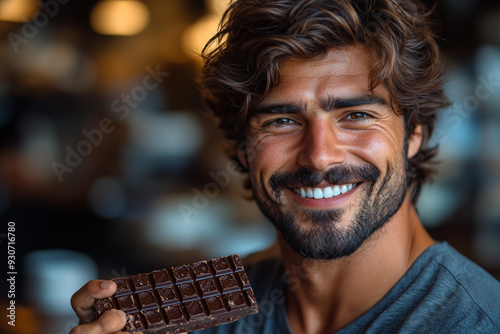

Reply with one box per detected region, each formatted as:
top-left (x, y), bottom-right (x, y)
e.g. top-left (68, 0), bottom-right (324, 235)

top-left (390, 242), bottom-right (500, 332)
top-left (336, 242), bottom-right (500, 333)
top-left (425, 242), bottom-right (500, 308)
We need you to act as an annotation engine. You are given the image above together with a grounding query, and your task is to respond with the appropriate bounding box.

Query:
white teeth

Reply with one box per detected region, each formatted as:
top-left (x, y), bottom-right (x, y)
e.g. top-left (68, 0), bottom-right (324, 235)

top-left (297, 183), bottom-right (356, 199)
top-left (323, 187), bottom-right (333, 198)
top-left (333, 185), bottom-right (341, 196)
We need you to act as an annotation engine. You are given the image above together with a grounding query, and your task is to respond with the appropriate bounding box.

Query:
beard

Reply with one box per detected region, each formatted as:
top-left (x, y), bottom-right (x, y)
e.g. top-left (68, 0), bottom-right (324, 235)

top-left (250, 157), bottom-right (409, 261)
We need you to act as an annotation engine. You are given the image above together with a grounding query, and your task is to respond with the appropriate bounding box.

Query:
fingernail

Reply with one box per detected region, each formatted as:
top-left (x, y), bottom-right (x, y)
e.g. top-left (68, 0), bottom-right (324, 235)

top-left (101, 280), bottom-right (111, 289)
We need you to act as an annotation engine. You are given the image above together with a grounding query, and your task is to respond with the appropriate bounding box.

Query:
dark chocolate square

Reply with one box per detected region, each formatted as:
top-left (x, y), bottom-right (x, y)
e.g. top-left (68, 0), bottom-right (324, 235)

top-left (143, 308), bottom-right (165, 328)
top-left (197, 278), bottom-right (220, 298)
top-left (151, 269), bottom-right (173, 288)
top-left (237, 271), bottom-right (251, 289)
top-left (224, 291), bottom-right (247, 311)
top-left (117, 295), bottom-right (139, 313)
top-left (185, 300), bottom-right (207, 320)
top-left (125, 312), bottom-right (145, 331)
top-left (230, 254), bottom-right (244, 272)
top-left (114, 278), bottom-right (132, 296)
top-left (192, 261), bottom-right (213, 280)
top-left (164, 304), bottom-right (187, 324)
top-left (131, 273), bottom-right (152, 292)
top-left (204, 295), bottom-right (228, 316)
top-left (211, 257), bottom-right (233, 276)
top-left (245, 290), bottom-right (257, 307)
top-left (172, 265), bottom-right (192, 283)
top-left (157, 286), bottom-right (180, 306)
top-left (178, 282), bottom-right (199, 302)
top-left (95, 297), bottom-right (116, 316)
top-left (137, 290), bottom-right (159, 310)
top-left (218, 273), bottom-right (239, 293)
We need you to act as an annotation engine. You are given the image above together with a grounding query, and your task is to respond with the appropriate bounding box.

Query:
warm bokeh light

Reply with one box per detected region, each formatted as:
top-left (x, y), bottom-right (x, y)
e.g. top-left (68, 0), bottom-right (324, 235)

top-left (90, 0), bottom-right (150, 36)
top-left (183, 0), bottom-right (230, 62)
top-left (0, 0), bottom-right (38, 22)
top-left (183, 15), bottom-right (220, 61)
top-left (208, 0), bottom-right (231, 14)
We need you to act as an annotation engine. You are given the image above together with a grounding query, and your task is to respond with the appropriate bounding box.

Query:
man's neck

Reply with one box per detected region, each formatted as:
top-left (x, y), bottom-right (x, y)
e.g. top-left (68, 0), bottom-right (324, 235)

top-left (279, 198), bottom-right (434, 334)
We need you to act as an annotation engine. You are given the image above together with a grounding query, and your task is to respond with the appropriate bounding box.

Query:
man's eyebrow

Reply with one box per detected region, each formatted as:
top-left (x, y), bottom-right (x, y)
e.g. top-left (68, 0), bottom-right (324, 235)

top-left (321, 94), bottom-right (389, 111)
top-left (251, 103), bottom-right (304, 116)
top-left (251, 94), bottom-right (389, 116)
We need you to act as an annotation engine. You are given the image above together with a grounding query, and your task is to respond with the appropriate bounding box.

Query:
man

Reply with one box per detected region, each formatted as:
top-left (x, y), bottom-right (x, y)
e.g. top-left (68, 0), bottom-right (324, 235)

top-left (70, 0), bottom-right (500, 333)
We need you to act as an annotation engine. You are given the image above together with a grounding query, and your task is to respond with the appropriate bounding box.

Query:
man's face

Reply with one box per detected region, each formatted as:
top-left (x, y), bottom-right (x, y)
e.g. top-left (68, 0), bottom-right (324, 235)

top-left (240, 46), bottom-right (422, 260)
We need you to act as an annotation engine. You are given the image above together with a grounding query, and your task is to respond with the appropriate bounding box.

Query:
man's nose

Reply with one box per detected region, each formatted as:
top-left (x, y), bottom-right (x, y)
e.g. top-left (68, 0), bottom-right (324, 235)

top-left (297, 118), bottom-right (346, 171)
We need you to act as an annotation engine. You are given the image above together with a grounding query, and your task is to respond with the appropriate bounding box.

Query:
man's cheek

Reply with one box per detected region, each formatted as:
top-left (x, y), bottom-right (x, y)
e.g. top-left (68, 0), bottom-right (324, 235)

top-left (242, 135), bottom-right (269, 166)
top-left (247, 140), bottom-right (281, 168)
top-left (350, 132), bottom-right (396, 163)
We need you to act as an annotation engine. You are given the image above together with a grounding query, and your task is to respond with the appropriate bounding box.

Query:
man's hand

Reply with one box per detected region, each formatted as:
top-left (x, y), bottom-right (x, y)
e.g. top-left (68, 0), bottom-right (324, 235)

top-left (69, 279), bottom-right (188, 334)
top-left (69, 280), bottom-right (128, 334)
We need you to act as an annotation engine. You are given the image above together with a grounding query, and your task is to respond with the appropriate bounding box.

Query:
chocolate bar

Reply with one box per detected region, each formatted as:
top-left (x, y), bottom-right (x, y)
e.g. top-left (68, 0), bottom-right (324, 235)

top-left (94, 254), bottom-right (258, 333)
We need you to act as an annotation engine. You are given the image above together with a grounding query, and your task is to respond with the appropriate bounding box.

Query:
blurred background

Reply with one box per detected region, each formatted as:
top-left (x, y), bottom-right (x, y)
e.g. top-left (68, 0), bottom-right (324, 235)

top-left (0, 0), bottom-right (498, 333)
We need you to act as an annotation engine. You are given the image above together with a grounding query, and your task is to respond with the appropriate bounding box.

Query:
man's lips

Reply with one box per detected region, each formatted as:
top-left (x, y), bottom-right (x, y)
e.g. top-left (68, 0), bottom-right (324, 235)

top-left (291, 183), bottom-right (359, 199)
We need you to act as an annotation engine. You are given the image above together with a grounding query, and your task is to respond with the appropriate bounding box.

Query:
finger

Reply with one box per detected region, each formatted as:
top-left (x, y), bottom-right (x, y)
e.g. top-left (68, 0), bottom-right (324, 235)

top-left (69, 309), bottom-right (127, 334)
top-left (71, 280), bottom-right (117, 323)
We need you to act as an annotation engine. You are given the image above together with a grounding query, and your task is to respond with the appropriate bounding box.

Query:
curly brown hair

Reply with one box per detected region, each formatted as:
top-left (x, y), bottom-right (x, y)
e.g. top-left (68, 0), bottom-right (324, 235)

top-left (199, 0), bottom-right (450, 203)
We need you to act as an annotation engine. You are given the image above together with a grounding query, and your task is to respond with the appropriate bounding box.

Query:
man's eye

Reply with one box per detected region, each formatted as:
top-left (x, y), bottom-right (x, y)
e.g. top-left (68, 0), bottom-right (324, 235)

top-left (346, 112), bottom-right (369, 120)
top-left (266, 118), bottom-right (296, 126)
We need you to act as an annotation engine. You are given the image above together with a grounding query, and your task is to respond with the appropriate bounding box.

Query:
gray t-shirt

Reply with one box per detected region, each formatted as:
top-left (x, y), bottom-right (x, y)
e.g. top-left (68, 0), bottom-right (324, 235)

top-left (191, 242), bottom-right (500, 333)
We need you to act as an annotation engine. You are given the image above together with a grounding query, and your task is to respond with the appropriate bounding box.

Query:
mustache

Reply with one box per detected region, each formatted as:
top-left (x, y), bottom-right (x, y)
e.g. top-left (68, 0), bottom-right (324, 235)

top-left (269, 164), bottom-right (379, 192)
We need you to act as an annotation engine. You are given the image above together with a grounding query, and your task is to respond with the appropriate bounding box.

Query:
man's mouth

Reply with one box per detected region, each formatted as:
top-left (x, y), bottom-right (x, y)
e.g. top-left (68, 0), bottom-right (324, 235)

top-left (292, 183), bottom-right (358, 199)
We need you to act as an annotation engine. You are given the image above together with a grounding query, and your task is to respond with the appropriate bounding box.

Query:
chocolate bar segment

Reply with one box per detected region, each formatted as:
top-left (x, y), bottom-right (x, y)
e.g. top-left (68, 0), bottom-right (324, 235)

top-left (94, 254), bottom-right (258, 333)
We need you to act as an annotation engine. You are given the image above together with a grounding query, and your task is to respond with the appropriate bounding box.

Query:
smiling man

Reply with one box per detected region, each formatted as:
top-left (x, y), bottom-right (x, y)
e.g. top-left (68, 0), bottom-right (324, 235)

top-left (194, 0), bottom-right (500, 332)
top-left (244, 47), bottom-right (423, 263)
top-left (70, 0), bottom-right (500, 333)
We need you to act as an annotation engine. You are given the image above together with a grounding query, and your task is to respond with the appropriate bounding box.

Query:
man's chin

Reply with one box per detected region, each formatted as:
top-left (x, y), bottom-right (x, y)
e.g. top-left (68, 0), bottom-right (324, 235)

top-left (274, 214), bottom-right (366, 260)
top-left (285, 233), bottom-right (365, 261)
top-left (288, 207), bottom-right (347, 226)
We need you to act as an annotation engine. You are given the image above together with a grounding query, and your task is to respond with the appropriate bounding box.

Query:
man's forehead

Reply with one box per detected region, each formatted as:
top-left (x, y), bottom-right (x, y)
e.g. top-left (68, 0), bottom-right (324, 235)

top-left (260, 45), bottom-right (385, 107)
top-left (279, 46), bottom-right (373, 79)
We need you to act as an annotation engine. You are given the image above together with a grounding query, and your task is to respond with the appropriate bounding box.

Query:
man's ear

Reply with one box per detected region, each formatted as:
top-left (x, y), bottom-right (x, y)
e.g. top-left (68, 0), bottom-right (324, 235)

top-left (408, 124), bottom-right (423, 159)
top-left (236, 143), bottom-right (249, 170)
